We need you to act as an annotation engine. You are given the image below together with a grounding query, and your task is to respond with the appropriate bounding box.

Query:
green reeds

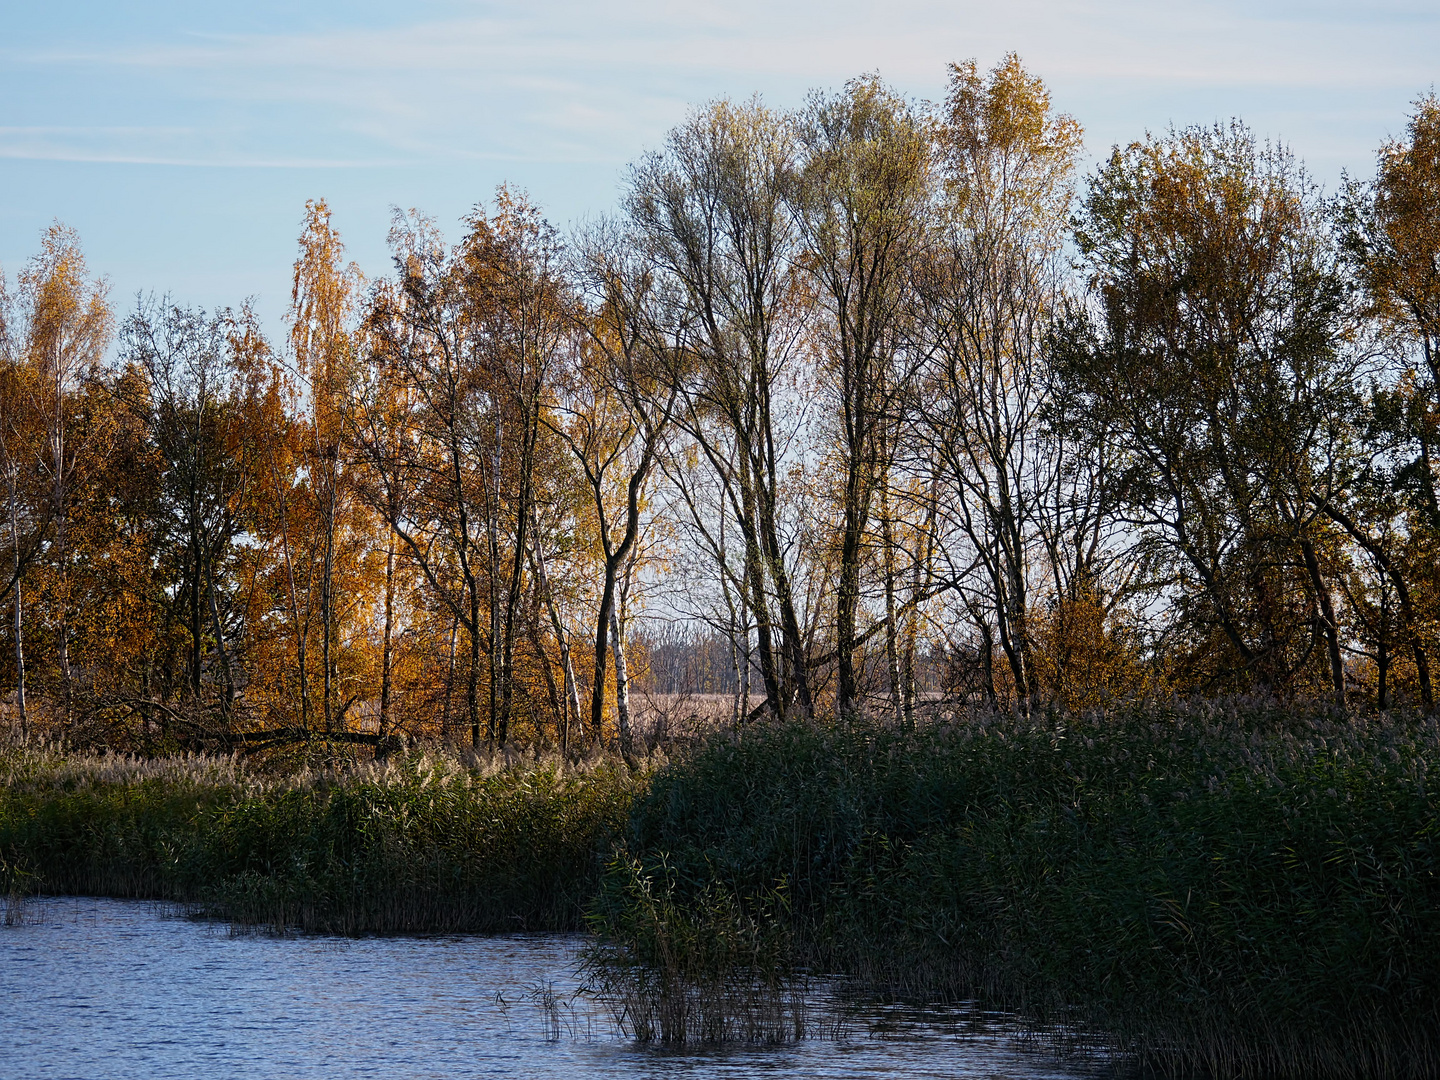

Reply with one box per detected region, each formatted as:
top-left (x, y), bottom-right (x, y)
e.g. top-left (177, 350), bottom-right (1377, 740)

top-left (593, 702), bottom-right (1440, 1075)
top-left (0, 744), bottom-right (644, 934)
top-left (582, 853), bottom-right (808, 1044)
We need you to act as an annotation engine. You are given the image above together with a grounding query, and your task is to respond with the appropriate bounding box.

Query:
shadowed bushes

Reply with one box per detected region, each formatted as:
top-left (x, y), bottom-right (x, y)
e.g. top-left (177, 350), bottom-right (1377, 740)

top-left (590, 702), bottom-right (1440, 1075)
top-left (0, 746), bottom-right (642, 933)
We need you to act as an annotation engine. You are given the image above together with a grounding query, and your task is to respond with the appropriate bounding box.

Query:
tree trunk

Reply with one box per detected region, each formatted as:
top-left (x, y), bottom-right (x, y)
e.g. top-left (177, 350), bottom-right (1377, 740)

top-left (590, 571), bottom-right (615, 747)
top-left (321, 467), bottom-right (335, 734)
top-left (470, 586), bottom-right (483, 750)
top-left (52, 363), bottom-right (73, 723)
top-left (207, 579), bottom-right (235, 719)
top-left (901, 504), bottom-right (932, 727)
top-left (498, 479), bottom-right (531, 748)
top-left (188, 526), bottom-right (203, 703)
top-left (835, 471), bottom-right (868, 718)
top-left (1378, 581), bottom-right (1390, 711)
top-left (270, 463), bottom-right (312, 733)
top-left (739, 613), bottom-right (751, 724)
top-left (529, 532), bottom-right (580, 753)
top-left (10, 472), bottom-right (25, 737)
top-left (744, 543), bottom-right (781, 718)
top-left (379, 535), bottom-right (395, 750)
top-left (488, 543), bottom-right (500, 748)
top-left (610, 601), bottom-right (632, 758)
top-left (1300, 538), bottom-right (1346, 709)
top-left (756, 485), bottom-right (813, 717)
top-left (13, 578), bottom-right (24, 737)
top-left (880, 493), bottom-right (902, 720)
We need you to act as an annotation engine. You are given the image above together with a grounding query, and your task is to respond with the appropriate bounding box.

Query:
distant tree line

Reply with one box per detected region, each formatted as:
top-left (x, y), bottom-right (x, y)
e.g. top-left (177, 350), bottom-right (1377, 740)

top-left (1, 56), bottom-right (1438, 752)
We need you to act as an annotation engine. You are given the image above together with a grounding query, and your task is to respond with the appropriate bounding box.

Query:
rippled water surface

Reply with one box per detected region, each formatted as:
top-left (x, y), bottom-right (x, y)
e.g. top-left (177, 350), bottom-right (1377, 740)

top-left (2, 897), bottom-right (1121, 1079)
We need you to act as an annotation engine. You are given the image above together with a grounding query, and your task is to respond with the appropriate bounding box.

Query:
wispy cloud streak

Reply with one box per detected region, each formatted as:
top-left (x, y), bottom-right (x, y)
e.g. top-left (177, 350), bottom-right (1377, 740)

top-left (3, 1), bottom-right (1434, 170)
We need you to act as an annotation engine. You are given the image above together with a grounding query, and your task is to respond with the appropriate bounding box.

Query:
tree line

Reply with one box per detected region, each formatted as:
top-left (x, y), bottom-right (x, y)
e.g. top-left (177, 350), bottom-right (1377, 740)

top-left (2, 55), bottom-right (1438, 753)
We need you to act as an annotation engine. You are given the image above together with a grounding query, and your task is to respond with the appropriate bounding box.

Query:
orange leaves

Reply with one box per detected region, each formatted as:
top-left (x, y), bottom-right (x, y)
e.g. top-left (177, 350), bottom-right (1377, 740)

top-left (1029, 590), bottom-right (1155, 714)
top-left (940, 53), bottom-right (1083, 244)
top-left (1357, 95), bottom-right (1440, 353)
top-left (13, 224), bottom-right (112, 386)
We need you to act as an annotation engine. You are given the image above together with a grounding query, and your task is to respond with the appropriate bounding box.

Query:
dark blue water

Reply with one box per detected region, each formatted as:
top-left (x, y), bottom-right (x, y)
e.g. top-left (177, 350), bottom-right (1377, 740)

top-left (1, 897), bottom-right (1119, 1079)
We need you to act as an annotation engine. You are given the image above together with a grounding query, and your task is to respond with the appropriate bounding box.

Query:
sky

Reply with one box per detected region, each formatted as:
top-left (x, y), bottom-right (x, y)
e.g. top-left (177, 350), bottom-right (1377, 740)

top-left (2, 0), bottom-right (1437, 343)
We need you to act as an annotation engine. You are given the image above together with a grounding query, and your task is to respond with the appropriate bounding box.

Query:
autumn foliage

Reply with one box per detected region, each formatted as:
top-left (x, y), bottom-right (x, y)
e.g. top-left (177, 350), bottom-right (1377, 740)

top-left (2, 61), bottom-right (1440, 753)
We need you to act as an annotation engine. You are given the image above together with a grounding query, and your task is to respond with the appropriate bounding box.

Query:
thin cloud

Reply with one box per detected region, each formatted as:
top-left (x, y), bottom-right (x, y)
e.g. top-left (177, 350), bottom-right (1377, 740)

top-left (1, 1), bottom-right (1434, 176)
top-left (0, 127), bottom-right (408, 168)
top-left (9, 1), bottom-right (1434, 90)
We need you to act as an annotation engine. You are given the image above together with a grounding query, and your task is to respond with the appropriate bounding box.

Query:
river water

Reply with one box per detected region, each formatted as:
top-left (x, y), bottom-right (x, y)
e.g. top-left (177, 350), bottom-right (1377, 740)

top-left (2, 897), bottom-right (1122, 1079)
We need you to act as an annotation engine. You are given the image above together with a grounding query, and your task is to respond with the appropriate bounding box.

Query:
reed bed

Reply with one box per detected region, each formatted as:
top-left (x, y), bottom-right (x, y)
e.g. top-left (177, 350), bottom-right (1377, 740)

top-left (0, 743), bottom-right (645, 933)
top-left (591, 701), bottom-right (1440, 1075)
top-left (9, 705), bottom-right (1440, 1073)
top-left (582, 852), bottom-right (810, 1044)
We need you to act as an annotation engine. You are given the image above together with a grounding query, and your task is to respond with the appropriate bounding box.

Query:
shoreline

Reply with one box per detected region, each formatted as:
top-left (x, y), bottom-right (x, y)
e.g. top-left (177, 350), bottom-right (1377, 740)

top-left (6, 704), bottom-right (1440, 1076)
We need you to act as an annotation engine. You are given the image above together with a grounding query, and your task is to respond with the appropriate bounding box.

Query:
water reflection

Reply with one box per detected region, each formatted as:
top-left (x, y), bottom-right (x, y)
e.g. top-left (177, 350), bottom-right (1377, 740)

top-left (1, 897), bottom-right (1121, 1079)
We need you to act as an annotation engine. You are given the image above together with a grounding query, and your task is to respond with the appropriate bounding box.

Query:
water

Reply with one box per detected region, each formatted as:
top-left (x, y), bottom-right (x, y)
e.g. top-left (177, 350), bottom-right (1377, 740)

top-left (2, 897), bottom-right (1121, 1079)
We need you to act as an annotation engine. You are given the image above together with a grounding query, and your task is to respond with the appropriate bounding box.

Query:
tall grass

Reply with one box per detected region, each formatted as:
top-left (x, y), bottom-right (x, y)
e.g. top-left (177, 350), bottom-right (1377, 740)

top-left (582, 853), bottom-right (808, 1044)
top-left (590, 702), bottom-right (1440, 1075)
top-left (0, 744), bottom-right (644, 933)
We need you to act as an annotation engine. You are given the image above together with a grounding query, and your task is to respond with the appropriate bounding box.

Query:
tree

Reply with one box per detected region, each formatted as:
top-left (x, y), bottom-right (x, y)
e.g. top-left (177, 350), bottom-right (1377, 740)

top-left (290, 199), bottom-right (367, 734)
top-left (628, 98), bottom-right (817, 720)
top-left (912, 55), bottom-right (1086, 711)
top-left (794, 75), bottom-right (932, 717)
top-left (357, 212), bottom-right (491, 747)
top-left (120, 301), bottom-right (252, 723)
top-left (1059, 123), bottom-right (1359, 702)
top-left (1345, 94), bottom-right (1440, 381)
top-left (1337, 93), bottom-right (1440, 709)
top-left (355, 195), bottom-right (573, 749)
top-left (456, 189), bottom-right (574, 746)
top-left (559, 223), bottom-right (674, 752)
top-left (9, 225), bottom-right (112, 720)
top-left (0, 281), bottom-right (50, 733)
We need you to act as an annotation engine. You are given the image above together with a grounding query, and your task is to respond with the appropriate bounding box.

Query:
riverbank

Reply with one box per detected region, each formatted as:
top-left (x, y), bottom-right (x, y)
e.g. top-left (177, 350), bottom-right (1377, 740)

top-left (591, 703), bottom-right (1440, 1077)
top-left (0, 745), bottom-right (641, 933)
top-left (6, 704), bottom-right (1439, 1077)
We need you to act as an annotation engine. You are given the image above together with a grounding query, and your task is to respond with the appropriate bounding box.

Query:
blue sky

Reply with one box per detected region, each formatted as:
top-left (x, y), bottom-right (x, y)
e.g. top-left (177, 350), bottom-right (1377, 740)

top-left (2, 0), bottom-right (1436, 341)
